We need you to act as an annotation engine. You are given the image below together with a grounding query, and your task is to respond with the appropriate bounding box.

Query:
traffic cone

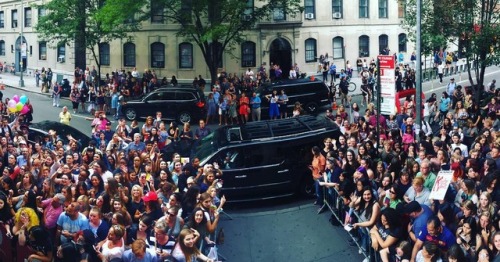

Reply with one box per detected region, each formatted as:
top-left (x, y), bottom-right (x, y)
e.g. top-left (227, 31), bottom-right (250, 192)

top-left (332, 101), bottom-right (337, 110)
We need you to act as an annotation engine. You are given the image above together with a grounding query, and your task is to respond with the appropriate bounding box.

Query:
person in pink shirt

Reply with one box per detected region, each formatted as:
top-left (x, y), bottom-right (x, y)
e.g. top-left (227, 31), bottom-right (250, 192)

top-left (38, 193), bottom-right (65, 238)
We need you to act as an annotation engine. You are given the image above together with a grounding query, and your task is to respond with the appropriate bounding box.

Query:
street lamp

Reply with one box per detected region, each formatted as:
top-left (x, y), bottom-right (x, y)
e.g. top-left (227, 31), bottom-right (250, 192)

top-left (19, 0), bottom-right (25, 87)
top-left (415, 0), bottom-right (422, 136)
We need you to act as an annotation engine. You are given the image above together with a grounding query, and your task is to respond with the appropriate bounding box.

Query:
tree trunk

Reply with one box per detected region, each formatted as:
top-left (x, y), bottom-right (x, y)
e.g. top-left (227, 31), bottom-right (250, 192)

top-left (74, 1), bottom-right (86, 70)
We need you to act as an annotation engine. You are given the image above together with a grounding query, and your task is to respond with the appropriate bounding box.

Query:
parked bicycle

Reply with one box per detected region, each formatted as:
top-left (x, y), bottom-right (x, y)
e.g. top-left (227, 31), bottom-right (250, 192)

top-left (334, 77), bottom-right (357, 93)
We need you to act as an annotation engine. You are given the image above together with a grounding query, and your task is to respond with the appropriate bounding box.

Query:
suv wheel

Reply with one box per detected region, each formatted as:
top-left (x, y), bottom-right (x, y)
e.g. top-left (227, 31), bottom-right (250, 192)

top-left (305, 102), bottom-right (318, 113)
top-left (178, 112), bottom-right (192, 123)
top-left (124, 108), bottom-right (137, 121)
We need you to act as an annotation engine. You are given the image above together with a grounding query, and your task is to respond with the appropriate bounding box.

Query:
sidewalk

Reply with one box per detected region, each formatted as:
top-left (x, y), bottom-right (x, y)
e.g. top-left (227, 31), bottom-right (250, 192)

top-left (0, 72), bottom-right (49, 97)
top-left (2, 66), bottom-right (499, 99)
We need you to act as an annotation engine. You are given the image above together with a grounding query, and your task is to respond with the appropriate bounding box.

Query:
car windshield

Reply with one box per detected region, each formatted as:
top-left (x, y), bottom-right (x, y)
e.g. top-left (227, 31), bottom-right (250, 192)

top-left (195, 132), bottom-right (218, 162)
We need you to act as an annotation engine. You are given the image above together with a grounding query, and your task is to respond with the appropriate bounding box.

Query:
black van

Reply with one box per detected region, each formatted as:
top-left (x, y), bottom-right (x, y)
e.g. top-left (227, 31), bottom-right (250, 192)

top-left (256, 78), bottom-right (330, 116)
top-left (195, 116), bottom-right (341, 203)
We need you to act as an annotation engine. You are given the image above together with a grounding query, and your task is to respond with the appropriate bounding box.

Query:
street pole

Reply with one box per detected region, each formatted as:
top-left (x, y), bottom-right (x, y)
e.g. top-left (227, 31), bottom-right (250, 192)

top-left (415, 0), bottom-right (422, 137)
top-left (19, 0), bottom-right (25, 87)
top-left (376, 59), bottom-right (381, 149)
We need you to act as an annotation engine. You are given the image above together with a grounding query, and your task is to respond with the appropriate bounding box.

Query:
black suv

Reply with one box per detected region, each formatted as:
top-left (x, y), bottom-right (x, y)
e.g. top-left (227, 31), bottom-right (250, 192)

top-left (256, 78), bottom-right (330, 115)
top-left (122, 87), bottom-right (206, 123)
top-left (195, 115), bottom-right (341, 202)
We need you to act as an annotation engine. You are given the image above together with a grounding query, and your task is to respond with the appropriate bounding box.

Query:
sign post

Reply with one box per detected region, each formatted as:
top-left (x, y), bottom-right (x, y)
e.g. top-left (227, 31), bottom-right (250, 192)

top-left (377, 55), bottom-right (396, 115)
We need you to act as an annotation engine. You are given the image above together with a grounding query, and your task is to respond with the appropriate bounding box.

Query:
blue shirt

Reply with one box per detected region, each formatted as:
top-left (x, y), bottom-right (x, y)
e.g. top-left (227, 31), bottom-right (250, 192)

top-left (111, 93), bottom-right (119, 109)
top-left (411, 205), bottom-right (433, 238)
top-left (439, 97), bottom-right (451, 112)
top-left (251, 96), bottom-right (261, 109)
top-left (122, 248), bottom-right (158, 262)
top-left (57, 212), bottom-right (89, 244)
top-left (417, 225), bottom-right (456, 252)
top-left (127, 141), bottom-right (146, 153)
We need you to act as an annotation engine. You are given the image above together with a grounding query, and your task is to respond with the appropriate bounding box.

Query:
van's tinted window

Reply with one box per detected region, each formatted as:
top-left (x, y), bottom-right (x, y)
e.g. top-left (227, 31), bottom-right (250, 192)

top-left (147, 91), bottom-right (175, 101)
top-left (176, 92), bottom-right (195, 100)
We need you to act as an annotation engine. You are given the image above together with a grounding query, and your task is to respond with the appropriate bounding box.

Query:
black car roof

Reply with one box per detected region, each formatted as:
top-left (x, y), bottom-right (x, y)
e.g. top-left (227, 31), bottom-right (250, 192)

top-left (262, 78), bottom-right (324, 88)
top-left (219, 115), bottom-right (339, 143)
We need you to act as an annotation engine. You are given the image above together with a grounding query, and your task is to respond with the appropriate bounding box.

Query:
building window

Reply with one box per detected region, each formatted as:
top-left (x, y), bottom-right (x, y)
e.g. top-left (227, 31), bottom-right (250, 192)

top-left (0, 12), bottom-right (4, 28)
top-left (99, 43), bottom-right (110, 66)
top-left (273, 6), bottom-right (285, 21)
top-left (332, 0), bottom-right (343, 18)
top-left (241, 41), bottom-right (256, 67)
top-left (151, 0), bottom-right (165, 23)
top-left (57, 43), bottom-right (65, 62)
top-left (243, 0), bottom-right (253, 18)
top-left (39, 42), bottom-right (47, 60)
top-left (398, 33), bottom-right (407, 53)
top-left (359, 35), bottom-right (369, 57)
top-left (304, 0), bottom-right (315, 18)
top-left (12, 10), bottom-right (18, 28)
top-left (38, 7), bottom-right (46, 18)
top-left (359, 0), bottom-right (369, 18)
top-left (332, 37), bottom-right (344, 59)
top-left (379, 0), bottom-right (387, 18)
top-left (123, 42), bottom-right (135, 67)
top-left (379, 34), bottom-right (388, 54)
top-left (305, 38), bottom-right (317, 63)
top-left (151, 42), bottom-right (165, 68)
top-left (209, 42), bottom-right (223, 68)
top-left (24, 8), bottom-right (32, 27)
top-left (398, 0), bottom-right (406, 18)
top-left (0, 41), bottom-right (5, 56)
top-left (179, 42), bottom-right (193, 68)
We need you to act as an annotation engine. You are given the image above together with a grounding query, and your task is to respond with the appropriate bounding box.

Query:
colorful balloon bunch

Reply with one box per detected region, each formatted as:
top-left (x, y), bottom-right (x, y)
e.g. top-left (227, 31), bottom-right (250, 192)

top-left (8, 94), bottom-right (29, 114)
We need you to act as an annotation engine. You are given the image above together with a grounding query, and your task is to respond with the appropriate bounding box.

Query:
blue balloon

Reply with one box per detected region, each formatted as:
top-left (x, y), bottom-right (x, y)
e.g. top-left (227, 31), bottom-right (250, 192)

top-left (19, 95), bottom-right (28, 104)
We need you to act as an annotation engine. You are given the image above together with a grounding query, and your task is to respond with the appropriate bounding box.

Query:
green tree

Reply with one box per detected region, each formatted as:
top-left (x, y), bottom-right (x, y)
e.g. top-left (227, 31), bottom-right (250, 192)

top-left (455, 0), bottom-right (500, 103)
top-left (401, 0), bottom-right (500, 100)
top-left (400, 0), bottom-right (452, 58)
top-left (161, 0), bottom-right (303, 83)
top-left (35, 0), bottom-right (147, 81)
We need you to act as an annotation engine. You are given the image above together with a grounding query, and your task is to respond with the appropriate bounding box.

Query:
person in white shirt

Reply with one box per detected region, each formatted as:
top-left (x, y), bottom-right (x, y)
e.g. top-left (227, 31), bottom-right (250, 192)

top-left (450, 133), bottom-right (468, 158)
top-left (245, 68), bottom-right (254, 81)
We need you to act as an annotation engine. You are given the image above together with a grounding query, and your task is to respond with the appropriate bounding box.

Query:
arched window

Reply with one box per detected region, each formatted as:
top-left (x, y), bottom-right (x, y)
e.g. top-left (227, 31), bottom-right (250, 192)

top-left (0, 40), bottom-right (5, 56)
top-left (241, 41), bottom-right (256, 67)
top-left (305, 38), bottom-right (317, 63)
top-left (99, 43), bottom-right (110, 66)
top-left (151, 42), bottom-right (165, 68)
top-left (398, 33), bottom-right (407, 53)
top-left (332, 37), bottom-right (344, 59)
top-left (179, 42), bottom-right (193, 68)
top-left (123, 42), bottom-right (135, 67)
top-left (359, 35), bottom-right (369, 57)
top-left (379, 34), bottom-right (388, 55)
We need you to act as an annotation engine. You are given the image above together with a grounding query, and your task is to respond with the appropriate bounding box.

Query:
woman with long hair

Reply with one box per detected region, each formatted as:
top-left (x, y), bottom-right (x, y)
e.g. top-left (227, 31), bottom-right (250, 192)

top-left (370, 208), bottom-right (402, 252)
top-left (415, 241), bottom-right (442, 262)
top-left (352, 186), bottom-right (381, 254)
top-left (456, 216), bottom-right (482, 259)
top-left (171, 228), bottom-right (215, 262)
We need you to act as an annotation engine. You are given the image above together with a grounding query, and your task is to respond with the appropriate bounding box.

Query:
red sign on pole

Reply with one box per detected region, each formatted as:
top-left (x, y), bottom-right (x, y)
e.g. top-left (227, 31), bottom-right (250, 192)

top-left (378, 55), bottom-right (395, 69)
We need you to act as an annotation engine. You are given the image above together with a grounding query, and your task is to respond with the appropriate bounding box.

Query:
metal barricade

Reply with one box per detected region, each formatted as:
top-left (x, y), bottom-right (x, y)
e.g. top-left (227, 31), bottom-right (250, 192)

top-left (320, 185), bottom-right (380, 262)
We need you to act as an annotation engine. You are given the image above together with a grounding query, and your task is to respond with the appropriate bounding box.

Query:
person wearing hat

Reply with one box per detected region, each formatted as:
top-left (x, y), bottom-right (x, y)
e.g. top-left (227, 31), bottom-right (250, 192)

top-left (142, 191), bottom-right (163, 222)
top-left (403, 201), bottom-right (433, 244)
top-left (38, 193), bottom-right (65, 238)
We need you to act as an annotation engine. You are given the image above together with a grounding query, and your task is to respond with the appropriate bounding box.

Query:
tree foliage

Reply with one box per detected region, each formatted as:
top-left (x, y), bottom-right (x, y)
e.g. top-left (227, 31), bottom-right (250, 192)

top-left (401, 0), bottom-right (500, 92)
top-left (35, 0), bottom-right (146, 75)
top-left (161, 0), bottom-right (303, 83)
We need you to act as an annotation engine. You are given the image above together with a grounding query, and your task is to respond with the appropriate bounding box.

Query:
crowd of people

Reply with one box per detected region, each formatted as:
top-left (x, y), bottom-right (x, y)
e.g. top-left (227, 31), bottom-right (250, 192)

top-left (0, 65), bottom-right (236, 261)
top-left (314, 69), bottom-right (500, 262)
